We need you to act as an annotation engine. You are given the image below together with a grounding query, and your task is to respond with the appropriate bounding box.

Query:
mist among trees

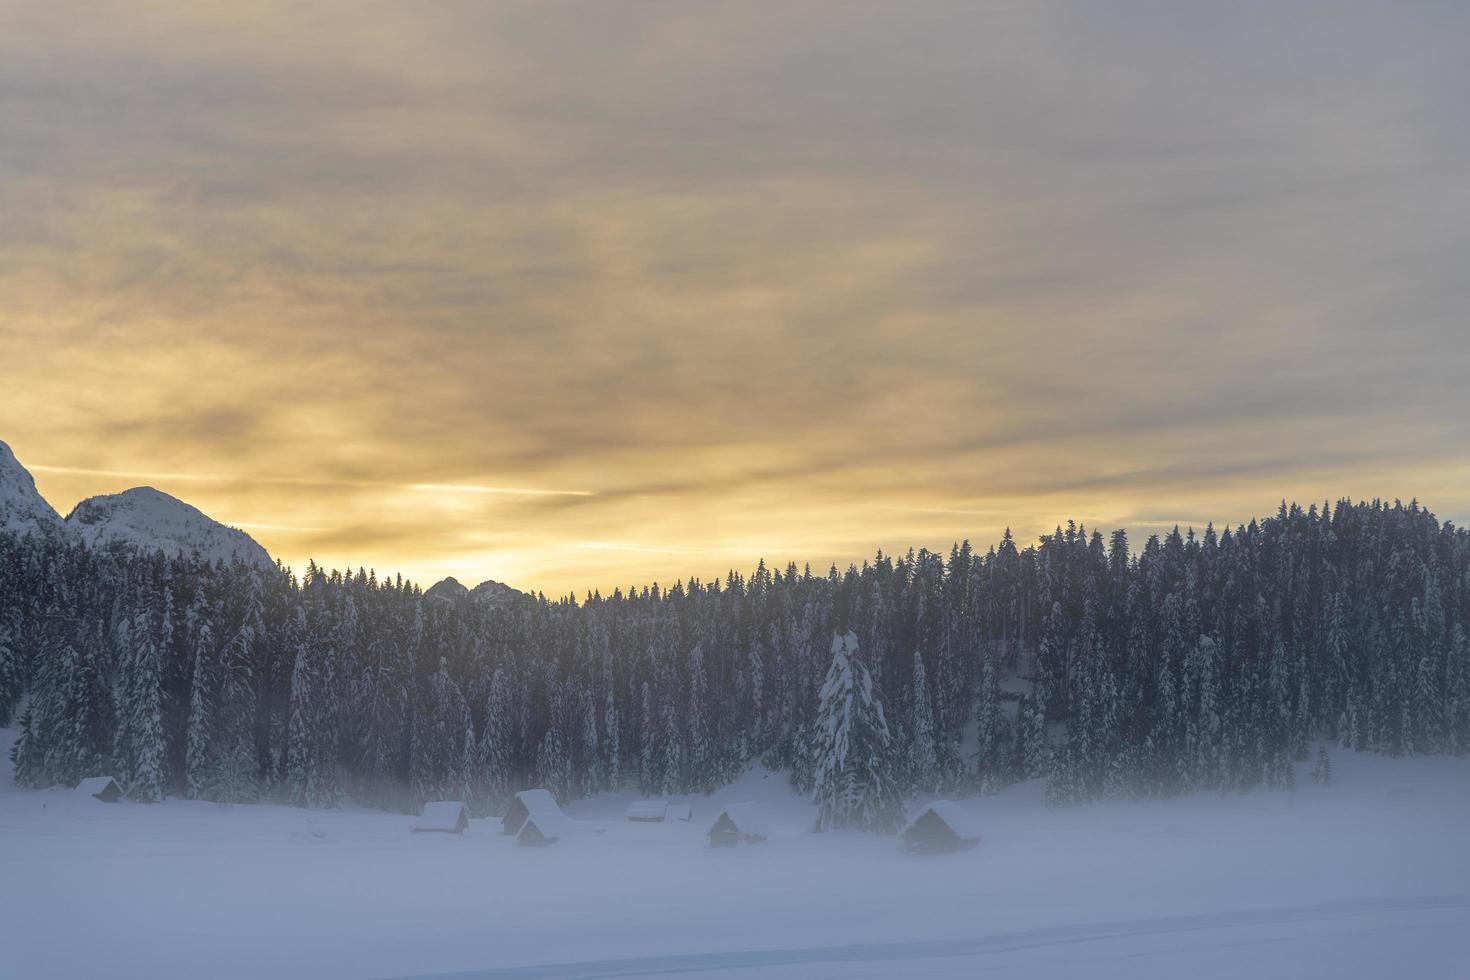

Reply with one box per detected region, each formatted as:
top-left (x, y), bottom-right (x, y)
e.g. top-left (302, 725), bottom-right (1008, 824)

top-left (4, 498), bottom-right (1468, 822)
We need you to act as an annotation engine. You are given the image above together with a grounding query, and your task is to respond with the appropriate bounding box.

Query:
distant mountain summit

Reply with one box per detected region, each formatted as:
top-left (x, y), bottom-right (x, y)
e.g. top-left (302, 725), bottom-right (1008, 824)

top-left (424, 576), bottom-right (470, 602)
top-left (470, 579), bottom-right (523, 606)
top-left (425, 576), bottom-right (526, 606)
top-left (66, 486), bottom-right (274, 568)
top-left (0, 439), bottom-right (68, 537)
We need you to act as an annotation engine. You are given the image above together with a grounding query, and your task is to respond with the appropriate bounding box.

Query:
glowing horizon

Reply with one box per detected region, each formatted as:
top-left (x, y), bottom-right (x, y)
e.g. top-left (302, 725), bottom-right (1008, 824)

top-left (18, 450), bottom-right (1469, 597)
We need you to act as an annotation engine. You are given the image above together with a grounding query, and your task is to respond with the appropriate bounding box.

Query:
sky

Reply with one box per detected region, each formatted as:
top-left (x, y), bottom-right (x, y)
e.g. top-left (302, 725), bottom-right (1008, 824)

top-left (2, 1), bottom-right (1468, 597)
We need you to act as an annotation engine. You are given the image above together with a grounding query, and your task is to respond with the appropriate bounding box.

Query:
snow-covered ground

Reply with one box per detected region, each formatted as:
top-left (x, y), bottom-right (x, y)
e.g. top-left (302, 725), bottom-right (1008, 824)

top-left (2, 726), bottom-right (1467, 980)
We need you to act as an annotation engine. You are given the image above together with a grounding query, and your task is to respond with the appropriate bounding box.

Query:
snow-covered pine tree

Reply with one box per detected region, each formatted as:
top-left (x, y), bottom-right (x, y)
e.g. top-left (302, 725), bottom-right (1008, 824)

top-left (1324, 590), bottom-right (1350, 729)
top-left (1187, 635), bottom-right (1223, 788)
top-left (411, 657), bottom-right (471, 806)
top-left (184, 613), bottom-right (217, 799)
top-left (638, 680), bottom-right (657, 795)
top-left (13, 625), bottom-right (109, 789)
top-left (1312, 744), bottom-right (1333, 786)
top-left (1412, 654), bottom-right (1441, 754)
top-left (907, 650), bottom-right (938, 795)
top-left (1448, 623), bottom-right (1469, 753)
top-left (477, 667), bottom-right (516, 806)
top-left (686, 641), bottom-right (713, 792)
top-left (207, 587), bottom-right (264, 804)
top-left (810, 632), bottom-right (903, 833)
top-left (660, 699), bottom-right (684, 795)
top-left (1044, 741), bottom-right (1082, 805)
top-left (578, 685), bottom-right (601, 797)
top-left (286, 640), bottom-right (322, 806)
top-left (1019, 691), bottom-right (1048, 779)
top-left (534, 726), bottom-right (571, 801)
top-left (973, 658), bottom-right (1003, 787)
top-left (112, 607), bottom-right (166, 802)
top-left (603, 684), bottom-right (621, 790)
top-left (0, 618), bottom-right (19, 728)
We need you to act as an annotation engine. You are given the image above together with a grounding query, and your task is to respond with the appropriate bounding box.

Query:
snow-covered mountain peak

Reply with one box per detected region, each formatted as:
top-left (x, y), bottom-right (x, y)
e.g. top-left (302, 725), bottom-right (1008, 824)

top-left (0, 439), bottom-right (68, 537)
top-left (65, 485), bottom-right (274, 568)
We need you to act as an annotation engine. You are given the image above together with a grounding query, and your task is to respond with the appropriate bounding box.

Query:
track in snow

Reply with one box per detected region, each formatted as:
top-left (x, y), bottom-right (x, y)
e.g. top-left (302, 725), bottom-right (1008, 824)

top-left (392, 895), bottom-right (1470, 980)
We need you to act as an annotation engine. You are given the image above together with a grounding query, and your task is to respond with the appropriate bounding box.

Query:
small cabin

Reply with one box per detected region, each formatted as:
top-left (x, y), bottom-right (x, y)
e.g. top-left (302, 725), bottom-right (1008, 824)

top-left (624, 800), bottom-right (669, 822)
top-left (518, 811), bottom-right (572, 847)
top-left (899, 800), bottom-right (981, 854)
top-left (76, 776), bottom-right (123, 803)
top-left (665, 803), bottom-right (693, 822)
top-left (413, 801), bottom-right (469, 834)
top-left (501, 789), bottom-right (563, 835)
top-left (708, 803), bottom-right (771, 847)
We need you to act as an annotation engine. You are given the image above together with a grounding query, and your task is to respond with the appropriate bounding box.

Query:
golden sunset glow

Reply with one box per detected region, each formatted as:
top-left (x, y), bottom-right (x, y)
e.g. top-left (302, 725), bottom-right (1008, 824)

top-left (4, 2), bottom-right (1468, 596)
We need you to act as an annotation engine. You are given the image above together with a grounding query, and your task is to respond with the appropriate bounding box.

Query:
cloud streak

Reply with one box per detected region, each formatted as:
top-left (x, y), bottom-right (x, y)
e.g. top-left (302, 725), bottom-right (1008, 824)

top-left (31, 465), bottom-right (591, 498)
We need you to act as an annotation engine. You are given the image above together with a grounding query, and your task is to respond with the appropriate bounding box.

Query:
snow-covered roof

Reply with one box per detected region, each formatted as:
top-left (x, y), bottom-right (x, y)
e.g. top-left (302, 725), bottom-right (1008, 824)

top-left (519, 810), bottom-right (573, 843)
top-left (76, 776), bottom-right (120, 797)
top-left (416, 801), bottom-right (467, 830)
top-left (711, 803), bottom-right (771, 838)
top-left (900, 800), bottom-right (982, 841)
top-left (502, 788), bottom-right (565, 834)
top-left (665, 803), bottom-right (693, 821)
top-left (515, 789), bottom-right (562, 818)
top-left (625, 800), bottom-right (668, 820)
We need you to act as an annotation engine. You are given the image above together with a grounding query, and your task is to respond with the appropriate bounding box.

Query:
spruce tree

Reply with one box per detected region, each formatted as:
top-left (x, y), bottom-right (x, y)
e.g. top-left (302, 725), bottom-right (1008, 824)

top-left (810, 632), bottom-right (902, 833)
top-left (184, 618), bottom-right (216, 799)
top-left (973, 658), bottom-right (1002, 787)
top-left (660, 700), bottom-right (684, 795)
top-left (286, 643), bottom-right (319, 806)
top-left (1312, 744), bottom-right (1333, 786)
top-left (908, 650), bottom-right (938, 794)
top-left (638, 680), bottom-right (657, 794)
top-left (534, 726), bottom-right (571, 801)
top-left (112, 609), bottom-right (166, 802)
top-left (1020, 692), bottom-right (1048, 779)
top-left (603, 684), bottom-right (621, 790)
top-left (411, 657), bottom-right (470, 805)
top-left (477, 668), bottom-right (516, 806)
top-left (0, 621), bottom-right (18, 728)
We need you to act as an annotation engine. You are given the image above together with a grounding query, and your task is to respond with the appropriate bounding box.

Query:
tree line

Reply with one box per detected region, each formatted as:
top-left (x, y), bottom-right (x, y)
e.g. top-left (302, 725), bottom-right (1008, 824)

top-left (2, 497), bottom-right (1467, 829)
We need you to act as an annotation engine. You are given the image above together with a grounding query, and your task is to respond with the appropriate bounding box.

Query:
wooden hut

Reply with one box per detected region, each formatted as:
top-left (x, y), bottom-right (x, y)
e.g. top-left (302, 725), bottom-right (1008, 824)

top-left (624, 800), bottom-right (668, 822)
top-left (412, 801), bottom-right (469, 834)
top-left (665, 803), bottom-right (693, 822)
top-left (708, 803), bottom-right (771, 847)
top-left (517, 810), bottom-right (573, 847)
top-left (76, 776), bottom-right (122, 803)
top-left (899, 800), bottom-right (981, 853)
top-left (501, 788), bottom-right (562, 835)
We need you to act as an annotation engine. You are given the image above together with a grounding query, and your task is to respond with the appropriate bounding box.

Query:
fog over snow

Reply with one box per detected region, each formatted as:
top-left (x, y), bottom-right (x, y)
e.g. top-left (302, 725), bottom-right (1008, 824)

top-left (2, 724), bottom-right (1466, 979)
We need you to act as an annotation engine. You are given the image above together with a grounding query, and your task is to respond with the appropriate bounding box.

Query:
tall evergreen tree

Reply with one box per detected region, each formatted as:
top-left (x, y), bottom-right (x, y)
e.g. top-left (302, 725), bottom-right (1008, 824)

top-left (0, 619), bottom-right (19, 728)
top-left (810, 633), bottom-right (903, 833)
top-left (908, 650), bottom-right (938, 794)
top-left (112, 608), bottom-right (166, 802)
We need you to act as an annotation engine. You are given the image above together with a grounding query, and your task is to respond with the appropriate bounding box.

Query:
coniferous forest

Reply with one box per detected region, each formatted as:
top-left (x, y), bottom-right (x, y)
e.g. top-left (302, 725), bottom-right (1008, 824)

top-left (3, 498), bottom-right (1468, 828)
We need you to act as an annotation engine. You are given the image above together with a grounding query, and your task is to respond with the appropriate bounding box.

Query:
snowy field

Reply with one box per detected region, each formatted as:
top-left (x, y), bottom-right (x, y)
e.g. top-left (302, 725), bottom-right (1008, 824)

top-left (2, 727), bottom-right (1467, 980)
